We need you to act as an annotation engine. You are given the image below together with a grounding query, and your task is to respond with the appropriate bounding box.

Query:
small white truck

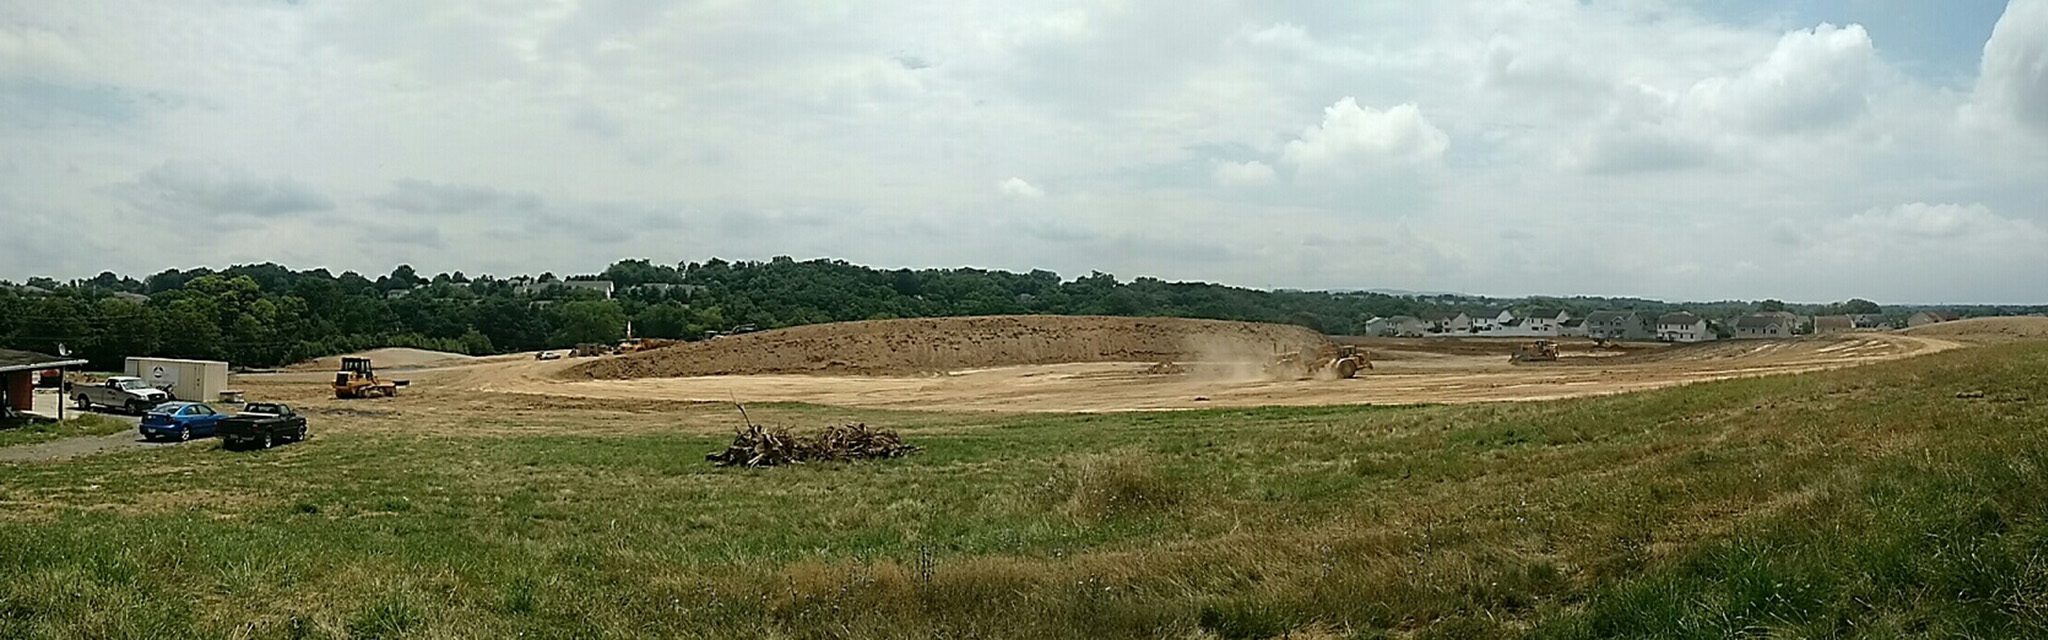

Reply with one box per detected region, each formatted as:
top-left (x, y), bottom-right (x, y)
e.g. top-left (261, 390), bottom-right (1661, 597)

top-left (68, 376), bottom-right (172, 413)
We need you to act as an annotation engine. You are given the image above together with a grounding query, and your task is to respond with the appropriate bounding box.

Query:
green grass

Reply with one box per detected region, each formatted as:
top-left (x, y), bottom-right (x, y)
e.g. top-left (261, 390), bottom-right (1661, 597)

top-left (0, 414), bottom-right (129, 448)
top-left (1, 343), bottom-right (2046, 638)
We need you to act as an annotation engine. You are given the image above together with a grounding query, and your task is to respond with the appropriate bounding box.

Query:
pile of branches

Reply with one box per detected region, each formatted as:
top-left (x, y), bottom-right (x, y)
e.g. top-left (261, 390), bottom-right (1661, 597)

top-left (707, 422), bottom-right (920, 467)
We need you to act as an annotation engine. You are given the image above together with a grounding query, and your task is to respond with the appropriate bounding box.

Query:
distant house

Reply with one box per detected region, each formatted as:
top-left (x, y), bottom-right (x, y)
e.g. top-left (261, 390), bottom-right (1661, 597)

top-left (385, 287), bottom-right (415, 299)
top-left (1360, 317), bottom-right (1390, 336)
top-left (1907, 311), bottom-right (1956, 327)
top-left (1584, 311), bottom-right (1655, 341)
top-left (1519, 309), bottom-right (1569, 335)
top-left (1559, 318), bottom-right (1588, 337)
top-left (1656, 312), bottom-right (1713, 343)
top-left (1383, 315), bottom-right (1428, 337)
top-left (109, 291), bottom-right (150, 304)
top-left (1849, 313), bottom-right (1889, 329)
top-left (1474, 309), bottom-right (1516, 332)
top-left (1445, 313), bottom-right (1474, 334)
top-left (1733, 314), bottom-right (1799, 339)
top-left (1812, 315), bottom-right (1855, 334)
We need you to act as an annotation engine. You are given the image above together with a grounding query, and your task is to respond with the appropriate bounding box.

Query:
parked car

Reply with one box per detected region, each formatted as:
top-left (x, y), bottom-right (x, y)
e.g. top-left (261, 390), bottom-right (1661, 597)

top-left (139, 401), bottom-right (226, 442)
top-left (69, 376), bottom-right (172, 414)
top-left (218, 402), bottom-right (309, 450)
top-left (535, 350), bottom-right (563, 360)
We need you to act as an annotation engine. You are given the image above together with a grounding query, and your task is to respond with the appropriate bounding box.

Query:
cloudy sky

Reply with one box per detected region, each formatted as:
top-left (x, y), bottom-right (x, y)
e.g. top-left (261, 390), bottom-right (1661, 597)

top-left (2, 1), bottom-right (2044, 303)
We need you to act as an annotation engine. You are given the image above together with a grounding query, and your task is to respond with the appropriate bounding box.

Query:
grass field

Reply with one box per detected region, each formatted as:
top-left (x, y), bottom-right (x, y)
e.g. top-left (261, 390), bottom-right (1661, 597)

top-left (0, 414), bottom-right (129, 449)
top-left (1, 343), bottom-right (2045, 638)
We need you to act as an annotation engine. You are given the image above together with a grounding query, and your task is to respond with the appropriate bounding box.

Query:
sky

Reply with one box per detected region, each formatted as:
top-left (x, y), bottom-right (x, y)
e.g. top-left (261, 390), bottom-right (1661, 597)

top-left (1, 0), bottom-right (2044, 304)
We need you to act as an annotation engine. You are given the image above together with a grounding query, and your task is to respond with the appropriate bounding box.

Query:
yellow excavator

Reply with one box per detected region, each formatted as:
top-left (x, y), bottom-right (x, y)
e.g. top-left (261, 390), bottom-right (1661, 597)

top-left (333, 357), bottom-right (407, 399)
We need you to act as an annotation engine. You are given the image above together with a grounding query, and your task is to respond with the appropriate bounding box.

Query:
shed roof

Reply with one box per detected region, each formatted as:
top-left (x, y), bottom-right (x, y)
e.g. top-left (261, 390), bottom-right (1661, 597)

top-left (0, 349), bottom-right (89, 374)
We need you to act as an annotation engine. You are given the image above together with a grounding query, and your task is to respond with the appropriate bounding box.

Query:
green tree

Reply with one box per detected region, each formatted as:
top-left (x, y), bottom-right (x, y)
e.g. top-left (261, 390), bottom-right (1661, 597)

top-left (1758, 299), bottom-right (1787, 313)
top-left (548, 301), bottom-right (628, 346)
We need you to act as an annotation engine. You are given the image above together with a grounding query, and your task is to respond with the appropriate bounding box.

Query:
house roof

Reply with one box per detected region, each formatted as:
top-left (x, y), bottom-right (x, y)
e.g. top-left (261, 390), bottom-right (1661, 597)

top-left (1562, 318), bottom-right (1585, 327)
top-left (1735, 315), bottom-right (1790, 329)
top-left (1814, 315), bottom-right (1855, 331)
top-left (1584, 310), bottom-right (1638, 324)
top-left (0, 349), bottom-right (89, 374)
top-left (1658, 312), bottom-right (1703, 325)
top-left (1524, 308), bottom-right (1563, 320)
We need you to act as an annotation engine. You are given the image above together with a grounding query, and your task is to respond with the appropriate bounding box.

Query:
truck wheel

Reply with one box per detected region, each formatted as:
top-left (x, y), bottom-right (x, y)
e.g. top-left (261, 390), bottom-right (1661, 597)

top-left (75, 395), bottom-right (91, 410)
top-left (264, 434), bottom-right (276, 449)
top-left (297, 427), bottom-right (309, 442)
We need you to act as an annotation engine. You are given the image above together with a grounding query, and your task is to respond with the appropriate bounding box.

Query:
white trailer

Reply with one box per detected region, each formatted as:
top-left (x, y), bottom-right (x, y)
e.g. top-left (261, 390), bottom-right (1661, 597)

top-left (124, 357), bottom-right (230, 403)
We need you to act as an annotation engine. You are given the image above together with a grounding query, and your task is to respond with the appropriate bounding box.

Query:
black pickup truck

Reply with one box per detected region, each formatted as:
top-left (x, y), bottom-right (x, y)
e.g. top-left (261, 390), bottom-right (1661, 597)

top-left (218, 402), bottom-right (309, 450)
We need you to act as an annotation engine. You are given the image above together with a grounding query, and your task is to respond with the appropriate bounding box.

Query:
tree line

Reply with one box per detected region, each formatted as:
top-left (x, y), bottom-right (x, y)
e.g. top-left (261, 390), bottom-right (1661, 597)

top-left (1, 257), bottom-right (2032, 370)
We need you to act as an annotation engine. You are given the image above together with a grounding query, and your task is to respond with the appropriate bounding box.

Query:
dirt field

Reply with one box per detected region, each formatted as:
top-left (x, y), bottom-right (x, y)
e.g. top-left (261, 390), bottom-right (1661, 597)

top-left (210, 317), bottom-right (1966, 414)
top-left (1902, 316), bottom-right (2048, 344)
top-left (568, 315), bottom-right (1332, 378)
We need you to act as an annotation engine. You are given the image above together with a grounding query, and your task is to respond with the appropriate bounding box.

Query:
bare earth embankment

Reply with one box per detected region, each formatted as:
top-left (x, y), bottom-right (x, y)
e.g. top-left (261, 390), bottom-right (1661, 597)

top-left (1903, 316), bottom-right (2048, 344)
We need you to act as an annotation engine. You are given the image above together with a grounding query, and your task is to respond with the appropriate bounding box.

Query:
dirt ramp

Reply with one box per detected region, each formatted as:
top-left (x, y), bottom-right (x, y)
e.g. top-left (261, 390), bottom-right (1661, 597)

top-left (566, 316), bottom-right (1332, 379)
top-left (1902, 317), bottom-right (2048, 344)
top-left (289, 348), bottom-right (477, 371)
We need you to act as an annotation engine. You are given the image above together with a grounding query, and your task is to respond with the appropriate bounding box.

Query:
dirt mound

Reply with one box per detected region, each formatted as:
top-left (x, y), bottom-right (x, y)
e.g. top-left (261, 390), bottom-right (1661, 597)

top-left (289, 348), bottom-right (477, 372)
top-left (566, 316), bottom-right (1332, 379)
top-left (1902, 316), bottom-right (2048, 344)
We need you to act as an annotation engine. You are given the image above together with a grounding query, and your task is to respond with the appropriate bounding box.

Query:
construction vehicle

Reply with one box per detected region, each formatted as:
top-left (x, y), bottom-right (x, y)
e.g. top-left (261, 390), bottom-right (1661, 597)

top-left (571, 343), bottom-right (609, 357)
top-left (1510, 340), bottom-right (1559, 363)
top-left (1266, 345), bottom-right (1373, 380)
top-left (333, 357), bottom-right (407, 399)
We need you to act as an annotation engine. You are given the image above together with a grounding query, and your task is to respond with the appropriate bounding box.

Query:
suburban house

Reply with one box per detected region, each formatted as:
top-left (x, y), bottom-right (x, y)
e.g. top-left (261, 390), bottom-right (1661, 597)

top-left (1907, 311), bottom-right (1956, 327)
top-left (1382, 315), bottom-right (1428, 337)
top-left (1444, 313), bottom-right (1473, 333)
top-left (1849, 314), bottom-right (1889, 329)
top-left (629, 283), bottom-right (704, 296)
top-left (1360, 317), bottom-right (1390, 336)
top-left (1520, 309), bottom-right (1570, 334)
top-left (1733, 314), bottom-right (1799, 339)
top-left (1584, 311), bottom-right (1655, 341)
top-left (1655, 312), bottom-right (1713, 342)
top-left (1559, 318), bottom-right (1588, 337)
top-left (1812, 315), bottom-right (1856, 334)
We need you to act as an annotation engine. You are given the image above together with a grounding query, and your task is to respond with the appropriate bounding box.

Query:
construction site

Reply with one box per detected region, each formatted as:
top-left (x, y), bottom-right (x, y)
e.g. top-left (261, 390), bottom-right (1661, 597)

top-left (206, 314), bottom-right (1969, 414)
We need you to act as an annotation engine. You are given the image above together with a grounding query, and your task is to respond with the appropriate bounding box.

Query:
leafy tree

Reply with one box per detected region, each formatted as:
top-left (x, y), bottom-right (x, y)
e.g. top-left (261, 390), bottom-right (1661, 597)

top-left (548, 301), bottom-right (628, 345)
top-left (1758, 299), bottom-right (1787, 313)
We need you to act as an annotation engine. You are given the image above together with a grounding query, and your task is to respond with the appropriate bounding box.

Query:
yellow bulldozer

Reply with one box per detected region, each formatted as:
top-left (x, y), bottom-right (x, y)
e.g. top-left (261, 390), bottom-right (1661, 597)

top-left (1510, 340), bottom-right (1560, 363)
top-left (1266, 345), bottom-right (1373, 380)
top-left (333, 356), bottom-right (407, 399)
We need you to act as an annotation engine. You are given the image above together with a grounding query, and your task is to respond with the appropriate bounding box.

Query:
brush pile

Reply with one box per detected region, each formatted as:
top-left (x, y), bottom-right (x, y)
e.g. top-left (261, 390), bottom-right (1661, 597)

top-left (706, 423), bottom-right (920, 467)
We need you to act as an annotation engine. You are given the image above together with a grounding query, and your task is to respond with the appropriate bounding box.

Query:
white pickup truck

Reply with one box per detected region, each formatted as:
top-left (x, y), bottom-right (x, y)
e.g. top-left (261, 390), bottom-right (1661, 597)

top-left (68, 376), bottom-right (172, 414)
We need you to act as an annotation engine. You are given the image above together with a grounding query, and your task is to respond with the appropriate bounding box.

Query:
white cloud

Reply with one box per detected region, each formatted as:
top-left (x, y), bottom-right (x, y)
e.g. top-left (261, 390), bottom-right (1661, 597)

top-left (0, 2), bottom-right (2043, 302)
top-left (1212, 160), bottom-right (1276, 187)
top-left (1279, 98), bottom-right (1447, 175)
top-left (1977, 0), bottom-right (2048, 130)
top-left (997, 177), bottom-right (1044, 199)
top-left (1680, 23), bottom-right (1877, 132)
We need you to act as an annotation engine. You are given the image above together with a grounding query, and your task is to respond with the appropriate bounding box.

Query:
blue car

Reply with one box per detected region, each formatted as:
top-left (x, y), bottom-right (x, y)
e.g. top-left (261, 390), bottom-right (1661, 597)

top-left (139, 402), bottom-right (226, 442)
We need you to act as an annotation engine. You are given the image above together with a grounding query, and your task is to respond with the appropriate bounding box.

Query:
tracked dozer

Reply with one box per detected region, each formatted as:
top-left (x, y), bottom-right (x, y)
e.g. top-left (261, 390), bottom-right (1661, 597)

top-left (333, 356), bottom-right (407, 399)
top-left (1510, 340), bottom-right (1559, 363)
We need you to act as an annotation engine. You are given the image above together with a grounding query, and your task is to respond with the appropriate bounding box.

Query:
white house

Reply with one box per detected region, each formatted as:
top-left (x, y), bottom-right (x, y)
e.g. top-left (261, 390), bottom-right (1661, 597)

top-left (1733, 314), bottom-right (1799, 339)
top-left (1656, 312), bottom-right (1712, 342)
top-left (1383, 315), bottom-right (1428, 337)
top-left (1519, 309), bottom-right (1569, 335)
